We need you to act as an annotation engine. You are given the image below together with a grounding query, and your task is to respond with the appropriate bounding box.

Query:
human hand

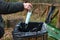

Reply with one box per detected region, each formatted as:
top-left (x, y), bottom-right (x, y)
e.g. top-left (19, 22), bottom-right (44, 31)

top-left (23, 3), bottom-right (32, 11)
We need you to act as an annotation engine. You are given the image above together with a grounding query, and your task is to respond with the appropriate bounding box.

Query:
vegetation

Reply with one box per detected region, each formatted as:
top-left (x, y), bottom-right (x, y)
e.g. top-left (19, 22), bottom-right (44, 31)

top-left (1, 0), bottom-right (60, 40)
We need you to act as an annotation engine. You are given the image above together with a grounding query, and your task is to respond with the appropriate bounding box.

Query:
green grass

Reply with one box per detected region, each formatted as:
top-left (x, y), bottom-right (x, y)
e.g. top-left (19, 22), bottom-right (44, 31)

top-left (50, 16), bottom-right (57, 26)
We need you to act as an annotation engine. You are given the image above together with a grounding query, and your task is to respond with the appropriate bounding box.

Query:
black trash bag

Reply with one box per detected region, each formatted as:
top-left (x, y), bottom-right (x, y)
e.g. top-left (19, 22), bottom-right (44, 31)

top-left (16, 22), bottom-right (43, 32)
top-left (12, 22), bottom-right (47, 40)
top-left (0, 15), bottom-right (5, 38)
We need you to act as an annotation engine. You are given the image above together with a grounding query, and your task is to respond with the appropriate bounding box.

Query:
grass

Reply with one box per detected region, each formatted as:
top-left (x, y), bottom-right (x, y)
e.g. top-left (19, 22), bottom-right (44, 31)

top-left (50, 16), bottom-right (57, 26)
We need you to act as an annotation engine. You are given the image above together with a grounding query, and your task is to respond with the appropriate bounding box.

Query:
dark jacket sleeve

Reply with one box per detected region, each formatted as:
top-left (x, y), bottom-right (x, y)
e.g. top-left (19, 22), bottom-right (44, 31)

top-left (0, 0), bottom-right (24, 14)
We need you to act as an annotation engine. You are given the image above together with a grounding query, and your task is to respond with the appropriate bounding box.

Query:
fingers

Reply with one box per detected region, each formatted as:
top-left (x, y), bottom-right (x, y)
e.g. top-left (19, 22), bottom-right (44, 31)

top-left (23, 3), bottom-right (32, 11)
top-left (28, 3), bottom-right (32, 8)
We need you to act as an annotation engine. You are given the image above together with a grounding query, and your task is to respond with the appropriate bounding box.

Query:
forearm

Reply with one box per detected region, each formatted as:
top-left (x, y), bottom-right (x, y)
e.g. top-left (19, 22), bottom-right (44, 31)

top-left (0, 1), bottom-right (24, 14)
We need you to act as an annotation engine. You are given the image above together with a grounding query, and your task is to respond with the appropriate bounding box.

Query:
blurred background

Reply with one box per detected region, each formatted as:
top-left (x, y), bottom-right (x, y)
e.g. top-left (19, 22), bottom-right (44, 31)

top-left (1, 0), bottom-right (60, 40)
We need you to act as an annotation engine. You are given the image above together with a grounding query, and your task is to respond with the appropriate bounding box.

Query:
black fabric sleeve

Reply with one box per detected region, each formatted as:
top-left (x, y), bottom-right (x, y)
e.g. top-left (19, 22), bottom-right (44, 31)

top-left (0, 1), bottom-right (24, 14)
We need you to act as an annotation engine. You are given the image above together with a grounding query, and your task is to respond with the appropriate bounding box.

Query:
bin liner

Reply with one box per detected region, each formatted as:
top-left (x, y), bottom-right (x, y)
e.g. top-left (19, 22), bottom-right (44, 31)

top-left (12, 22), bottom-right (47, 40)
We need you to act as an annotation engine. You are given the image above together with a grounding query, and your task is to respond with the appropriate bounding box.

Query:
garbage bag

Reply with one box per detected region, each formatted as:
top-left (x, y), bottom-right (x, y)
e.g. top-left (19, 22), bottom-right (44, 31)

top-left (12, 22), bottom-right (47, 40)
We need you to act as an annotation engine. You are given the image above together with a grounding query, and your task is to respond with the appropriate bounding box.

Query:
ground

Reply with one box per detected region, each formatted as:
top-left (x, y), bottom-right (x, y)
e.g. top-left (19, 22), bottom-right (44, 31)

top-left (1, 28), bottom-right (13, 40)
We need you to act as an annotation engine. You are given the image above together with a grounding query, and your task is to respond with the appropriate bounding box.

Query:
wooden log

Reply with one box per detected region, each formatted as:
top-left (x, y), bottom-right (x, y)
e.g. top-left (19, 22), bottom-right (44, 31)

top-left (32, 3), bottom-right (60, 7)
top-left (45, 6), bottom-right (50, 16)
top-left (41, 8), bottom-right (47, 17)
top-left (56, 8), bottom-right (60, 29)
top-left (51, 8), bottom-right (59, 20)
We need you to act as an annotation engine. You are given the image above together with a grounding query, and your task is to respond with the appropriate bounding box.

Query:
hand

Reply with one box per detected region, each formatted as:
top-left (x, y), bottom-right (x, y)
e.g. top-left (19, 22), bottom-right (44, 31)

top-left (23, 3), bottom-right (32, 11)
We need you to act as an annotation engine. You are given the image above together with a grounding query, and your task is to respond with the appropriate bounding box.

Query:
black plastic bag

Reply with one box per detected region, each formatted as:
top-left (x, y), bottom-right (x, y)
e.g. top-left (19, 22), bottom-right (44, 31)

top-left (12, 22), bottom-right (47, 40)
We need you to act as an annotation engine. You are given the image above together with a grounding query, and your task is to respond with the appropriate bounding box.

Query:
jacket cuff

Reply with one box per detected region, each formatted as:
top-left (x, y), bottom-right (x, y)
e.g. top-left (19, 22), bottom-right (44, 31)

top-left (16, 2), bottom-right (24, 11)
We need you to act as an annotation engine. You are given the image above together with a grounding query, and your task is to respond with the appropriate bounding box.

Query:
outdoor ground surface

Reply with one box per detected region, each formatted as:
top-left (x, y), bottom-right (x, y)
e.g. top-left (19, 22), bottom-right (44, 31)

top-left (0, 7), bottom-right (57, 40)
